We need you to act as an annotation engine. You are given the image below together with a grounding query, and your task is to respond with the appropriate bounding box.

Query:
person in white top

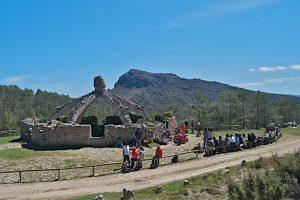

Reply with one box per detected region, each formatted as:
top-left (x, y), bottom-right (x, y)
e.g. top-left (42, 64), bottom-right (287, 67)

top-left (122, 145), bottom-right (130, 164)
top-left (230, 135), bottom-right (236, 143)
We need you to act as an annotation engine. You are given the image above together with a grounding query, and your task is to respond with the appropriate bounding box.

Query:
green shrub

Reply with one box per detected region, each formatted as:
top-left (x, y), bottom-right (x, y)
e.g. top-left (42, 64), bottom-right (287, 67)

top-left (154, 113), bottom-right (167, 123)
top-left (164, 111), bottom-right (174, 118)
top-left (129, 113), bottom-right (142, 123)
top-left (243, 173), bottom-right (256, 200)
top-left (227, 171), bottom-right (285, 200)
top-left (40, 118), bottom-right (48, 123)
top-left (58, 116), bottom-right (68, 123)
top-left (253, 157), bottom-right (265, 169)
top-left (103, 115), bottom-right (123, 125)
top-left (228, 180), bottom-right (245, 200)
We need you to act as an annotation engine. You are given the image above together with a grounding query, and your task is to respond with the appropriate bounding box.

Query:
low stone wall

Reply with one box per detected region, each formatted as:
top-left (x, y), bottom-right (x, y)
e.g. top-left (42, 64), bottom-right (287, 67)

top-left (89, 137), bottom-right (107, 147)
top-left (103, 125), bottom-right (147, 146)
top-left (21, 118), bottom-right (161, 148)
top-left (31, 124), bottom-right (91, 147)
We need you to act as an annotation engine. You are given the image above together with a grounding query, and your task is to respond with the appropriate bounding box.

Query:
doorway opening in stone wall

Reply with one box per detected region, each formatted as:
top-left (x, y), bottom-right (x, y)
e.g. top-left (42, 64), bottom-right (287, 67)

top-left (97, 125), bottom-right (105, 137)
top-left (81, 116), bottom-right (104, 137)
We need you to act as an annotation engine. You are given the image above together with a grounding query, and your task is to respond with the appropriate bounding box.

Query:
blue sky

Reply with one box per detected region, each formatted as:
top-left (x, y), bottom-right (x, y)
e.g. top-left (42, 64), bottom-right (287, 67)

top-left (0, 0), bottom-right (300, 97)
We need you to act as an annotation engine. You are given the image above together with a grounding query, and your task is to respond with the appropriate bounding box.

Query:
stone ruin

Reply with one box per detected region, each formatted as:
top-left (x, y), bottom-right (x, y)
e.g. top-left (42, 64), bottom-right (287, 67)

top-left (20, 76), bottom-right (166, 148)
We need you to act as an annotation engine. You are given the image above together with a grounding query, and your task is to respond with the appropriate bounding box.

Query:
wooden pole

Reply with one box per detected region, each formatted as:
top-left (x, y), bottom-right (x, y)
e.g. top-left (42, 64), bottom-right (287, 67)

top-left (18, 171), bottom-right (22, 183)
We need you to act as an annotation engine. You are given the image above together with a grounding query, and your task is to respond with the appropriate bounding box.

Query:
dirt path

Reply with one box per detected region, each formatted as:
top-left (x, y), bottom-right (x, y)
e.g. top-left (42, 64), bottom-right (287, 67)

top-left (1, 138), bottom-right (300, 200)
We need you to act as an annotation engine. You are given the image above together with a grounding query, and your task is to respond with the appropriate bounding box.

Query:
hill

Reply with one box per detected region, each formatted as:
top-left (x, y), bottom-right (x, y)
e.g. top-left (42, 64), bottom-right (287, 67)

top-left (112, 69), bottom-right (299, 111)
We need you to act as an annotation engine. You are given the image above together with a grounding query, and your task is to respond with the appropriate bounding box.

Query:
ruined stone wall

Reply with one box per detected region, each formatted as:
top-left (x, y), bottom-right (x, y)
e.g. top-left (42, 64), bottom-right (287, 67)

top-left (22, 118), bottom-right (162, 148)
top-left (66, 92), bottom-right (98, 124)
top-left (50, 92), bottom-right (93, 121)
top-left (89, 137), bottom-right (107, 148)
top-left (108, 92), bottom-right (149, 118)
top-left (31, 124), bottom-right (91, 147)
top-left (25, 122), bottom-right (146, 148)
top-left (103, 125), bottom-right (147, 146)
top-left (20, 118), bottom-right (36, 140)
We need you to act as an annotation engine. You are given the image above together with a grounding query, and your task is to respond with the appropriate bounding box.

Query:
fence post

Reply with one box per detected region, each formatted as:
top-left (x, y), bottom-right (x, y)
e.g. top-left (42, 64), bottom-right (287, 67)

top-left (18, 171), bottom-right (22, 183)
top-left (92, 166), bottom-right (95, 177)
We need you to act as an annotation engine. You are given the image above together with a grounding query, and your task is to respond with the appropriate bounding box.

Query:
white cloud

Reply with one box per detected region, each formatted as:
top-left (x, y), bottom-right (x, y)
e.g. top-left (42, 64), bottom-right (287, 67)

top-left (249, 64), bottom-right (300, 73)
top-left (2, 75), bottom-right (27, 84)
top-left (264, 77), bottom-right (300, 83)
top-left (258, 66), bottom-right (287, 72)
top-left (290, 64), bottom-right (300, 71)
top-left (236, 76), bottom-right (300, 88)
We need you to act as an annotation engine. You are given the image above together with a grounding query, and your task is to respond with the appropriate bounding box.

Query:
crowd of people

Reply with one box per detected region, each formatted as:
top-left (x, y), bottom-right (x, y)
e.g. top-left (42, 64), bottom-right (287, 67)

top-left (200, 124), bottom-right (282, 156)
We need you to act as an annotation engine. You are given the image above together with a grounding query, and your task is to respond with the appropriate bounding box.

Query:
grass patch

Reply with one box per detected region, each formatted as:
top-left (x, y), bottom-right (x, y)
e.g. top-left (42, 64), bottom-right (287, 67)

top-left (281, 126), bottom-right (300, 136)
top-left (0, 135), bottom-right (20, 145)
top-left (0, 148), bottom-right (47, 160)
top-left (63, 159), bottom-right (78, 168)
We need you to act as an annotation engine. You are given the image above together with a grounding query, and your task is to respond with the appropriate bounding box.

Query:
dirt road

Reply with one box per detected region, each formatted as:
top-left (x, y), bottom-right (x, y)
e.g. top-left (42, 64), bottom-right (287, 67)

top-left (1, 138), bottom-right (300, 200)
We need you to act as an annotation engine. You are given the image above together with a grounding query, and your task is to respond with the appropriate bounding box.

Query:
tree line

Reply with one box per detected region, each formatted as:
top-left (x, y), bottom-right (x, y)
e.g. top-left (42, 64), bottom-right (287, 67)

top-left (0, 85), bottom-right (70, 130)
top-left (0, 85), bottom-right (299, 131)
top-left (165, 90), bottom-right (300, 130)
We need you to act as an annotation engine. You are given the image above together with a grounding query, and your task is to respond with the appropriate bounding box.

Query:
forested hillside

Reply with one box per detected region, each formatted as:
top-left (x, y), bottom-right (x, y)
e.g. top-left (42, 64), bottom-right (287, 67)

top-left (112, 69), bottom-right (300, 128)
top-left (0, 85), bottom-right (71, 130)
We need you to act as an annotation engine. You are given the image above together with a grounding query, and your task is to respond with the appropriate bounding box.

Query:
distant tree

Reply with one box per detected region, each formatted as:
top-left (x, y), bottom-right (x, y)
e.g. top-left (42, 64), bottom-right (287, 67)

top-left (220, 92), bottom-right (239, 129)
top-left (255, 90), bottom-right (260, 130)
top-left (238, 91), bottom-right (249, 129)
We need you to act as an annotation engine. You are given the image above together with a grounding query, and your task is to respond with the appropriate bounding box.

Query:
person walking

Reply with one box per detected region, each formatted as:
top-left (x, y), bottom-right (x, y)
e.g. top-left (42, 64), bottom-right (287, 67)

top-left (122, 144), bottom-right (130, 166)
top-left (155, 145), bottom-right (163, 165)
top-left (203, 128), bottom-right (209, 148)
top-left (130, 147), bottom-right (139, 169)
top-left (136, 146), bottom-right (145, 170)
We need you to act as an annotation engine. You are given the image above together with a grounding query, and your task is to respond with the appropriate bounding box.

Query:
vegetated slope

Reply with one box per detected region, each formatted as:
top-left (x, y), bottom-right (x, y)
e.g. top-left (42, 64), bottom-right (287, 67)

top-left (112, 69), bottom-right (299, 112)
top-left (0, 85), bottom-right (71, 130)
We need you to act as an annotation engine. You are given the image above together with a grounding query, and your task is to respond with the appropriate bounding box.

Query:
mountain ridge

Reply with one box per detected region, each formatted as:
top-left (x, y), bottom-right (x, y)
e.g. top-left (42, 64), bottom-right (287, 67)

top-left (111, 69), bottom-right (299, 112)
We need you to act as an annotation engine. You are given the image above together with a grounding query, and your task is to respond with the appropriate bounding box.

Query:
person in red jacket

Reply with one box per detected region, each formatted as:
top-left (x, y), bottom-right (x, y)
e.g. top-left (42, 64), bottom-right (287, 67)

top-left (155, 145), bottom-right (163, 165)
top-left (181, 123), bottom-right (187, 133)
top-left (130, 147), bottom-right (139, 169)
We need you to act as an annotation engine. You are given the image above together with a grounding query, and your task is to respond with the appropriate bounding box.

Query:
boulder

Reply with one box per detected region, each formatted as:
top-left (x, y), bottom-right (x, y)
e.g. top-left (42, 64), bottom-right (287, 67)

top-left (93, 194), bottom-right (104, 200)
top-left (184, 180), bottom-right (192, 186)
top-left (121, 188), bottom-right (134, 200)
top-left (155, 186), bottom-right (164, 194)
top-left (241, 160), bottom-right (247, 166)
